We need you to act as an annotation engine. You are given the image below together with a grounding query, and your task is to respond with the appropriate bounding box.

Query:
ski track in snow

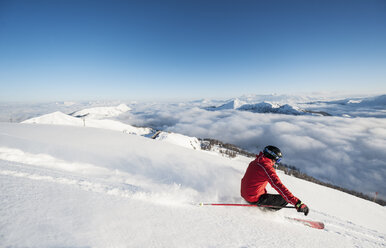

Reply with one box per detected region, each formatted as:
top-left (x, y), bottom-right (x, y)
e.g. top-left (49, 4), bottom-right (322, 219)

top-left (0, 160), bottom-right (142, 200)
top-left (0, 158), bottom-right (193, 208)
top-left (312, 210), bottom-right (386, 247)
top-left (0, 146), bottom-right (198, 207)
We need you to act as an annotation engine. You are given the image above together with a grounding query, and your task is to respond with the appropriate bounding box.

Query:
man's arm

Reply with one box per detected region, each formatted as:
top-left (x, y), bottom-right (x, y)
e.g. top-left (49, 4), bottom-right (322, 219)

top-left (258, 163), bottom-right (299, 205)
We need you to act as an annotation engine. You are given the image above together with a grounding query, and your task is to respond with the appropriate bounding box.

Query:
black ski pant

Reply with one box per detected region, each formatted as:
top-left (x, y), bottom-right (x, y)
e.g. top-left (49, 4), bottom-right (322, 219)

top-left (249, 194), bottom-right (288, 211)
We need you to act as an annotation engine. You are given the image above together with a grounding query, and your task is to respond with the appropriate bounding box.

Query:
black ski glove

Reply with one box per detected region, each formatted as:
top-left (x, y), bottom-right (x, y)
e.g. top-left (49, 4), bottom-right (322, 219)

top-left (295, 200), bottom-right (309, 216)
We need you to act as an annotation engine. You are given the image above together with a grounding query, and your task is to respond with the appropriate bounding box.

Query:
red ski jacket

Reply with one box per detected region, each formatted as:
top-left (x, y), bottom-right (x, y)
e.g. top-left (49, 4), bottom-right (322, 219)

top-left (241, 152), bottom-right (299, 205)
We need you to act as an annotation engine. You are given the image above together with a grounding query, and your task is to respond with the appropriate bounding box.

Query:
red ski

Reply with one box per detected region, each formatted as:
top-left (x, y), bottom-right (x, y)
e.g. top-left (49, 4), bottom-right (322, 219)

top-left (199, 202), bottom-right (295, 209)
top-left (286, 217), bottom-right (325, 229)
top-left (199, 202), bottom-right (325, 230)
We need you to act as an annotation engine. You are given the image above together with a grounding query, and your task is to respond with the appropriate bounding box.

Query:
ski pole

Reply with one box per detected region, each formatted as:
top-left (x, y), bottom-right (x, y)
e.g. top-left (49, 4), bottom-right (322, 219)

top-left (199, 203), bottom-right (295, 209)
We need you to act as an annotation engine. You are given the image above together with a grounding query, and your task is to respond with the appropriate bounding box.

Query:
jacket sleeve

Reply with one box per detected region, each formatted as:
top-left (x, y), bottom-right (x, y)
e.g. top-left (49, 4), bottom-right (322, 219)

top-left (264, 166), bottom-right (299, 205)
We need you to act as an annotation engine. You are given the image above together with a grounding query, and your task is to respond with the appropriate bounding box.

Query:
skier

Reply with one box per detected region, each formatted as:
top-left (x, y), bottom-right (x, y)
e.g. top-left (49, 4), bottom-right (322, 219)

top-left (241, 145), bottom-right (309, 215)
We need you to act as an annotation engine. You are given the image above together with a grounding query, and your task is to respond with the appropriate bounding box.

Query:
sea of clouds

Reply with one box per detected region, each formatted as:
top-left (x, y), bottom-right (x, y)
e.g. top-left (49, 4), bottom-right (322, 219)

top-left (119, 95), bottom-right (386, 200)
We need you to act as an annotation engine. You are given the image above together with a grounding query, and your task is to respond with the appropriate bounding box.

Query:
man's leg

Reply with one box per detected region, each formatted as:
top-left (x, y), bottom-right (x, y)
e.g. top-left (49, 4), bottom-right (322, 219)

top-left (256, 194), bottom-right (288, 211)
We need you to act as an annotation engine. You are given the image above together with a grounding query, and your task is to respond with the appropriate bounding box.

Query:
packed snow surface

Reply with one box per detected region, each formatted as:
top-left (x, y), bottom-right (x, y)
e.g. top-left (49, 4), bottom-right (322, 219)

top-left (0, 123), bottom-right (385, 247)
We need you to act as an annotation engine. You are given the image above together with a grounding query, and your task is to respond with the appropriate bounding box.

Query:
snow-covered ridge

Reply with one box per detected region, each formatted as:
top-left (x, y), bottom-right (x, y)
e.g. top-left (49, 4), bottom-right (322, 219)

top-left (71, 103), bottom-right (131, 119)
top-left (20, 110), bottom-right (224, 153)
top-left (22, 110), bottom-right (152, 136)
top-left (238, 102), bottom-right (304, 115)
top-left (22, 111), bottom-right (80, 125)
top-left (20, 105), bottom-right (203, 152)
top-left (321, 94), bottom-right (386, 107)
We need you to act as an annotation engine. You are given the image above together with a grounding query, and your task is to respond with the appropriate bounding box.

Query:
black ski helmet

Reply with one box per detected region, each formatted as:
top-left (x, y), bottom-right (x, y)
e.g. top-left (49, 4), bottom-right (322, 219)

top-left (263, 145), bottom-right (282, 162)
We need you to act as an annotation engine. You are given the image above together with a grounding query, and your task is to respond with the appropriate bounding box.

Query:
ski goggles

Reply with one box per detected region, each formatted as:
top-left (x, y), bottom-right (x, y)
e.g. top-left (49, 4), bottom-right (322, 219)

top-left (264, 147), bottom-right (282, 163)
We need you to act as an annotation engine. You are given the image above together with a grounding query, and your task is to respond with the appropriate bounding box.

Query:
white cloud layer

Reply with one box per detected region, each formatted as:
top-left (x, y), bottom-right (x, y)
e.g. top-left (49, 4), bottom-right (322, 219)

top-left (123, 98), bottom-right (386, 200)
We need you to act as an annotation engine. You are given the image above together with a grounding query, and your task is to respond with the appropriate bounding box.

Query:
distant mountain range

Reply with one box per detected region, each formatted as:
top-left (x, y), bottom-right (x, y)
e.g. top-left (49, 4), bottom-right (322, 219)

top-left (205, 94), bottom-right (386, 117)
top-left (206, 99), bottom-right (308, 115)
top-left (313, 94), bottom-right (386, 107)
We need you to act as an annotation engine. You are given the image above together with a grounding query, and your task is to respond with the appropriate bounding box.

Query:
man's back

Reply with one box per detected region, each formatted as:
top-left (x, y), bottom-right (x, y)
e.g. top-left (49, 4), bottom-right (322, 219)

top-left (241, 152), bottom-right (271, 202)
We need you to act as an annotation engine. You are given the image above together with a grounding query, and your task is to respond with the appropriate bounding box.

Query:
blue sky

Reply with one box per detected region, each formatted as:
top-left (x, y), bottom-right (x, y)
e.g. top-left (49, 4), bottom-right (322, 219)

top-left (0, 0), bottom-right (385, 101)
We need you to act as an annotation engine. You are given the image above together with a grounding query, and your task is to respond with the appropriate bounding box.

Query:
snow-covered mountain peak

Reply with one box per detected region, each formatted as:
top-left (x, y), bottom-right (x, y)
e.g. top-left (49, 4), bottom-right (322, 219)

top-left (215, 98), bottom-right (246, 110)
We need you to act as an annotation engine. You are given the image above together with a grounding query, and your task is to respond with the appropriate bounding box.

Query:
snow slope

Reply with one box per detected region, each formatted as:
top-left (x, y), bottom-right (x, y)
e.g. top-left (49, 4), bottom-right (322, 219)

top-left (0, 123), bottom-right (385, 247)
top-left (154, 131), bottom-right (201, 150)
